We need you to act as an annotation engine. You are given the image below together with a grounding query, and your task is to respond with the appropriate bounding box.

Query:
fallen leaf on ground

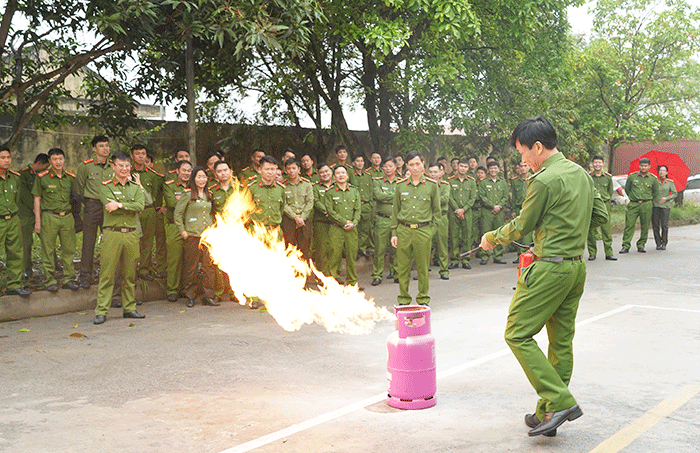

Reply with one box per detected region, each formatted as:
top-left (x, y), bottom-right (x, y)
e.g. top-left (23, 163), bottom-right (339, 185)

top-left (70, 333), bottom-right (86, 338)
top-left (129, 323), bottom-right (135, 327)
top-left (77, 312), bottom-right (87, 315)
top-left (17, 328), bottom-right (30, 332)
top-left (73, 324), bottom-right (78, 328)
top-left (179, 310), bottom-right (185, 313)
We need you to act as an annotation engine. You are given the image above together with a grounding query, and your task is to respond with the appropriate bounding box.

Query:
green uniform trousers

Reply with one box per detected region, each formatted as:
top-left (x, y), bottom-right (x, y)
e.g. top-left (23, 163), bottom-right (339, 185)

top-left (1, 215), bottom-right (24, 291)
top-left (505, 260), bottom-right (584, 419)
top-left (95, 230), bottom-right (139, 315)
top-left (587, 203), bottom-right (613, 257)
top-left (312, 221), bottom-right (331, 275)
top-left (20, 215), bottom-right (34, 273)
top-left (396, 223), bottom-right (432, 305)
top-left (328, 224), bottom-right (358, 285)
top-left (138, 206), bottom-right (157, 274)
top-left (434, 214), bottom-right (449, 275)
top-left (480, 209), bottom-right (504, 260)
top-left (215, 267), bottom-right (232, 298)
top-left (470, 208), bottom-right (481, 249)
top-left (165, 222), bottom-right (184, 295)
top-left (357, 202), bottom-right (373, 254)
top-left (371, 215), bottom-right (397, 280)
top-left (155, 210), bottom-right (167, 273)
top-left (449, 211), bottom-right (472, 264)
top-left (40, 212), bottom-right (76, 286)
top-left (622, 201), bottom-right (652, 250)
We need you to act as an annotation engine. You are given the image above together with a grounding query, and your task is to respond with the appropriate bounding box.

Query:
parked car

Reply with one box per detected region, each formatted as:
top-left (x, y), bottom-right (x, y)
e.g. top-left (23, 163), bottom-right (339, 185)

top-left (684, 174), bottom-right (700, 204)
top-left (611, 175), bottom-right (629, 205)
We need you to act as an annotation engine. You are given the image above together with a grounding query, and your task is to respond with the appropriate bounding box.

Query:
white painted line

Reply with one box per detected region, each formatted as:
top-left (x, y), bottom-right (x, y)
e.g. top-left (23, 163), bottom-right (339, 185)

top-left (630, 305), bottom-right (700, 314)
top-left (218, 303), bottom-right (691, 453)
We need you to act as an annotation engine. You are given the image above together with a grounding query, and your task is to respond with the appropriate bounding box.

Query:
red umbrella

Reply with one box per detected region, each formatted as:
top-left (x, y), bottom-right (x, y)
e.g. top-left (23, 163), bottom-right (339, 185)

top-left (628, 150), bottom-right (690, 192)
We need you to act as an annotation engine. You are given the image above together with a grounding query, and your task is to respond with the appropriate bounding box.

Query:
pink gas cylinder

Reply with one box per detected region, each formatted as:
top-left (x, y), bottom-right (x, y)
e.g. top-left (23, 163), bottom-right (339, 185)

top-left (386, 305), bottom-right (436, 409)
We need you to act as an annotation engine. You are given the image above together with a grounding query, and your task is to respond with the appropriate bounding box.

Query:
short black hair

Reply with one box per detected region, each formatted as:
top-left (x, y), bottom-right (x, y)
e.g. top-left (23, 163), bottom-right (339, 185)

top-left (0, 145), bottom-right (9, 153)
top-left (146, 153), bottom-right (154, 162)
top-left (176, 159), bottom-right (192, 170)
top-left (48, 148), bottom-right (65, 157)
top-left (300, 152), bottom-right (314, 161)
top-left (428, 162), bottom-right (440, 170)
top-left (91, 135), bottom-right (109, 147)
top-left (284, 158), bottom-right (300, 168)
top-left (252, 148), bottom-right (265, 156)
top-left (370, 151), bottom-right (382, 158)
top-left (213, 160), bottom-right (230, 172)
top-left (639, 157), bottom-right (651, 164)
top-left (334, 145), bottom-right (347, 154)
top-left (592, 155), bottom-right (605, 162)
top-left (352, 154), bottom-right (365, 162)
top-left (458, 158), bottom-right (469, 165)
top-left (112, 150), bottom-right (130, 162)
top-left (317, 162), bottom-right (330, 171)
top-left (510, 115), bottom-right (557, 150)
top-left (405, 150), bottom-right (423, 163)
top-left (333, 164), bottom-right (348, 175)
top-left (34, 153), bottom-right (49, 164)
top-left (437, 156), bottom-right (447, 163)
top-left (174, 149), bottom-right (189, 158)
top-left (206, 150), bottom-right (220, 161)
top-left (131, 144), bottom-right (147, 153)
top-left (476, 165), bottom-right (487, 173)
top-left (450, 157), bottom-right (460, 164)
top-left (487, 161), bottom-right (499, 169)
top-left (381, 156), bottom-right (396, 167)
top-left (260, 155), bottom-right (279, 167)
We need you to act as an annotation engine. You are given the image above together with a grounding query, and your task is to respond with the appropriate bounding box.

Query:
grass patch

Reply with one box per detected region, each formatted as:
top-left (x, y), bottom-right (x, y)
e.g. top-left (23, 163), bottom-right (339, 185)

top-left (610, 202), bottom-right (700, 234)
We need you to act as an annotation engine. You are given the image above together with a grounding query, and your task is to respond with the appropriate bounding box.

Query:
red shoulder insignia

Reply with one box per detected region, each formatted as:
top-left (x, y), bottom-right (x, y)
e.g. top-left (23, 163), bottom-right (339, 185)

top-left (149, 167), bottom-right (165, 177)
top-left (211, 184), bottom-right (220, 191)
top-left (276, 181), bottom-right (286, 188)
top-left (101, 179), bottom-right (113, 185)
top-left (9, 169), bottom-right (20, 176)
top-left (83, 158), bottom-right (94, 164)
top-left (300, 177), bottom-right (310, 182)
top-left (282, 179), bottom-right (289, 185)
top-left (20, 166), bottom-right (29, 171)
top-left (183, 188), bottom-right (191, 193)
top-left (65, 171), bottom-right (76, 178)
top-left (38, 170), bottom-right (49, 177)
top-left (168, 168), bottom-right (177, 174)
top-left (165, 179), bottom-right (175, 185)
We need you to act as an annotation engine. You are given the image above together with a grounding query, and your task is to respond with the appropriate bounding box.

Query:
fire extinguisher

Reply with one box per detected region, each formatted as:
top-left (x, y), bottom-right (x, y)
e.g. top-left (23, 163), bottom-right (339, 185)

top-left (518, 249), bottom-right (535, 277)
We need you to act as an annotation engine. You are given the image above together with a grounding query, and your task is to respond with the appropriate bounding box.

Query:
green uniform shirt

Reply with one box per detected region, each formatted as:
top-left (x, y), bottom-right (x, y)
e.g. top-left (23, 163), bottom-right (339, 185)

top-left (373, 175), bottom-right (398, 217)
top-left (510, 176), bottom-right (529, 208)
top-left (324, 184), bottom-right (361, 226)
top-left (247, 180), bottom-right (285, 226)
top-left (625, 171), bottom-right (659, 202)
top-left (391, 177), bottom-right (441, 235)
top-left (32, 169), bottom-right (78, 212)
top-left (0, 170), bottom-right (21, 216)
top-left (174, 190), bottom-right (214, 236)
top-left (239, 166), bottom-right (260, 184)
top-left (485, 152), bottom-right (608, 258)
top-left (313, 182), bottom-right (333, 221)
top-left (438, 180), bottom-right (451, 211)
top-left (133, 166), bottom-right (163, 207)
top-left (211, 179), bottom-right (237, 215)
top-left (99, 178), bottom-right (145, 229)
top-left (77, 158), bottom-right (113, 200)
top-left (282, 177), bottom-right (314, 220)
top-left (478, 177), bottom-right (509, 210)
top-left (302, 170), bottom-right (320, 184)
top-left (654, 178), bottom-right (677, 209)
top-left (18, 166), bottom-right (38, 217)
top-left (349, 169), bottom-right (374, 203)
top-left (589, 172), bottom-right (613, 202)
top-left (448, 175), bottom-right (477, 211)
top-left (162, 179), bottom-right (189, 223)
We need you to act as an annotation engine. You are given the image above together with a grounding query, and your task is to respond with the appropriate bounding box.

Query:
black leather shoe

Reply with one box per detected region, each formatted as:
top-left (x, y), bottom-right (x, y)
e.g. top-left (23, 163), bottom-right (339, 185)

top-left (656, 245), bottom-right (662, 250)
top-left (111, 299), bottom-right (122, 308)
top-left (440, 274), bottom-right (449, 280)
top-left (62, 281), bottom-right (79, 291)
top-left (462, 262), bottom-right (471, 269)
top-left (203, 297), bottom-right (220, 306)
top-left (6, 288), bottom-right (31, 297)
top-left (22, 269), bottom-right (33, 279)
top-left (528, 404), bottom-right (582, 437)
top-left (512, 258), bottom-right (519, 264)
top-left (79, 280), bottom-right (91, 289)
top-left (94, 315), bottom-right (106, 325)
top-left (167, 293), bottom-right (178, 302)
top-left (186, 299), bottom-right (195, 307)
top-left (588, 255), bottom-right (596, 261)
top-left (660, 244), bottom-right (666, 250)
top-left (138, 272), bottom-right (154, 281)
top-left (123, 311), bottom-right (145, 319)
top-left (619, 248), bottom-right (629, 254)
top-left (46, 284), bottom-right (59, 293)
top-left (637, 248), bottom-right (646, 253)
top-left (605, 256), bottom-right (617, 261)
top-left (524, 414), bottom-right (556, 437)
top-left (393, 278), bottom-right (399, 283)
top-left (448, 262), bottom-right (459, 269)
top-left (386, 272), bottom-right (395, 279)
top-left (480, 259), bottom-right (488, 265)
top-left (493, 259), bottom-right (507, 264)
top-left (371, 278), bottom-right (382, 286)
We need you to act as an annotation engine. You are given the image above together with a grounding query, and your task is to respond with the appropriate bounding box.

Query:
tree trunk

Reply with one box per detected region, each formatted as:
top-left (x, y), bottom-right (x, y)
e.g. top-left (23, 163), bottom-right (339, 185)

top-left (185, 31), bottom-right (197, 166)
top-left (608, 137), bottom-right (620, 174)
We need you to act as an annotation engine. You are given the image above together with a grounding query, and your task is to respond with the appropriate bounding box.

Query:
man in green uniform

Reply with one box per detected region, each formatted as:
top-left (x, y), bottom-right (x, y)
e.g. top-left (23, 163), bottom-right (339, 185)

top-left (300, 153), bottom-right (320, 184)
top-left (240, 149), bottom-right (265, 185)
top-left (371, 157), bottom-right (399, 286)
top-left (32, 148), bottom-right (80, 292)
top-left (18, 153), bottom-right (49, 279)
top-left (76, 135), bottom-right (113, 288)
top-left (510, 160), bottom-right (534, 263)
top-left (93, 151), bottom-right (146, 324)
top-left (211, 160), bottom-right (238, 301)
top-left (428, 162), bottom-right (451, 280)
top-left (481, 116), bottom-right (608, 437)
top-left (163, 150), bottom-right (190, 183)
top-left (324, 165), bottom-right (361, 286)
top-left (281, 158), bottom-right (314, 259)
top-left (471, 166), bottom-right (487, 249)
top-left (162, 160), bottom-right (192, 301)
top-left (478, 161), bottom-right (509, 264)
top-left (621, 157), bottom-right (659, 253)
top-left (312, 163), bottom-right (334, 275)
top-left (390, 151), bottom-right (440, 305)
top-left (652, 165), bottom-right (677, 250)
top-left (368, 152), bottom-right (383, 176)
top-left (0, 146), bottom-right (31, 297)
top-left (448, 158), bottom-right (477, 269)
top-left (246, 155), bottom-right (286, 228)
top-left (348, 154), bottom-right (374, 259)
top-left (467, 156), bottom-right (478, 177)
top-left (331, 145), bottom-right (349, 169)
top-left (586, 155), bottom-right (616, 261)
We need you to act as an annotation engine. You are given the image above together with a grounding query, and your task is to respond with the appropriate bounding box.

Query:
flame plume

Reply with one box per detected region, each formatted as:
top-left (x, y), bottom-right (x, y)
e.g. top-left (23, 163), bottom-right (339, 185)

top-left (201, 183), bottom-right (393, 334)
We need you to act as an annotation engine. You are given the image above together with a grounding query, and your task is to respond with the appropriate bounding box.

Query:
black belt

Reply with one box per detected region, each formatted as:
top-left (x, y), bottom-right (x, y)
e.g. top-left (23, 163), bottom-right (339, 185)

top-left (377, 213), bottom-right (391, 219)
top-left (1, 212), bottom-right (17, 220)
top-left (398, 220), bottom-right (430, 229)
top-left (103, 226), bottom-right (137, 233)
top-left (535, 256), bottom-right (582, 263)
top-left (45, 210), bottom-right (69, 216)
top-left (84, 197), bottom-right (101, 202)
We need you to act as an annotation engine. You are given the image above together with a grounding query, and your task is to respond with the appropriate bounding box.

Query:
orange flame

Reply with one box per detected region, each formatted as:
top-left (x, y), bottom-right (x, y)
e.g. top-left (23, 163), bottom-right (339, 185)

top-left (201, 182), bottom-right (393, 334)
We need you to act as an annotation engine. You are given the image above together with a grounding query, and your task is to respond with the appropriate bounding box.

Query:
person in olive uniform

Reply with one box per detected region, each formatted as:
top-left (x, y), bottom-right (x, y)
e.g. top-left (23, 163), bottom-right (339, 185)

top-left (371, 156), bottom-right (399, 286)
top-left (246, 155), bottom-right (286, 229)
top-left (324, 165), bottom-right (361, 286)
top-left (18, 153), bottom-right (49, 279)
top-left (300, 153), bottom-right (320, 184)
top-left (349, 154), bottom-right (374, 258)
top-left (652, 165), bottom-right (677, 250)
top-left (428, 162), bottom-right (451, 279)
top-left (390, 151), bottom-right (441, 306)
top-left (510, 160), bottom-right (534, 263)
top-left (448, 158), bottom-right (477, 269)
top-left (163, 160), bottom-right (193, 301)
top-left (239, 149), bottom-right (265, 184)
top-left (164, 150), bottom-right (191, 183)
top-left (471, 166), bottom-right (487, 249)
top-left (478, 161), bottom-right (509, 264)
top-left (331, 145), bottom-right (349, 169)
top-left (621, 157), bottom-right (659, 253)
top-left (368, 152), bottom-right (383, 176)
top-left (175, 166), bottom-right (218, 308)
top-left (33, 148), bottom-right (80, 292)
top-left (0, 146), bottom-right (31, 297)
top-left (76, 135), bottom-right (114, 288)
top-left (311, 163), bottom-right (334, 275)
top-left (93, 151), bottom-right (146, 325)
top-left (281, 158), bottom-right (314, 259)
top-left (480, 116), bottom-right (609, 437)
top-left (211, 160), bottom-right (239, 300)
top-left (586, 155), bottom-right (616, 261)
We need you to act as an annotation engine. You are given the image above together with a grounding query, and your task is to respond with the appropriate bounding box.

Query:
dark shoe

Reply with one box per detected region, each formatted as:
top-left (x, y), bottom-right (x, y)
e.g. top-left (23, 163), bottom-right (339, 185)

top-left (637, 248), bottom-right (646, 253)
top-left (605, 256), bottom-right (617, 261)
top-left (111, 299), bottom-right (122, 308)
top-left (46, 284), bottom-right (59, 293)
top-left (62, 281), bottom-right (79, 291)
top-left (512, 258), bottom-right (519, 264)
top-left (186, 299), bottom-right (195, 308)
top-left (22, 269), bottom-right (33, 280)
top-left (462, 262), bottom-right (471, 269)
top-left (588, 255), bottom-right (596, 261)
top-left (123, 311), bottom-right (145, 319)
top-left (524, 414), bottom-right (556, 437)
top-left (619, 248), bottom-right (629, 254)
top-left (528, 404), bottom-right (582, 437)
top-left (202, 297), bottom-right (220, 306)
top-left (138, 272), bottom-right (154, 282)
top-left (167, 293), bottom-right (178, 302)
top-left (480, 259), bottom-right (488, 265)
top-left (94, 315), bottom-right (106, 325)
top-left (386, 272), bottom-right (395, 279)
top-left (79, 280), bottom-right (91, 289)
top-left (448, 262), bottom-right (459, 269)
top-left (440, 274), bottom-right (449, 280)
top-left (357, 286), bottom-right (365, 291)
top-left (393, 278), bottom-right (399, 284)
top-left (6, 288), bottom-right (31, 297)
top-left (371, 278), bottom-right (382, 286)
top-left (493, 259), bottom-right (507, 264)
top-left (656, 245), bottom-right (662, 250)
top-left (660, 244), bottom-right (666, 250)
top-left (136, 299), bottom-right (143, 306)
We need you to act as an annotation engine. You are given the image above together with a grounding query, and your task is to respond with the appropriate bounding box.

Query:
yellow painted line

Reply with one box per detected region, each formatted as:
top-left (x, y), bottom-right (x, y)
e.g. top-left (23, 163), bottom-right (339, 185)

top-left (588, 385), bottom-right (700, 453)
